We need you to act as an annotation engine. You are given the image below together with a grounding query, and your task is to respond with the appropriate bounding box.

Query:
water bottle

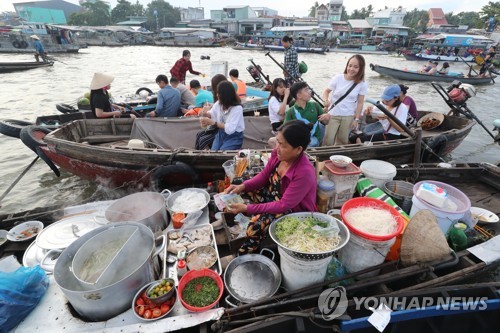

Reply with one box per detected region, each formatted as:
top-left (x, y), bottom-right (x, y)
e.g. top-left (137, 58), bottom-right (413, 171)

top-left (448, 222), bottom-right (468, 251)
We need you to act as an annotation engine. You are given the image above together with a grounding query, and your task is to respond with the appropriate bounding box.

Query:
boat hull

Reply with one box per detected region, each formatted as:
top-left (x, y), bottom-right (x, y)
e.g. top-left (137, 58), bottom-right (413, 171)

top-left (404, 53), bottom-right (475, 62)
top-left (39, 112), bottom-right (474, 188)
top-left (370, 63), bottom-right (494, 85)
top-left (0, 61), bottom-right (54, 73)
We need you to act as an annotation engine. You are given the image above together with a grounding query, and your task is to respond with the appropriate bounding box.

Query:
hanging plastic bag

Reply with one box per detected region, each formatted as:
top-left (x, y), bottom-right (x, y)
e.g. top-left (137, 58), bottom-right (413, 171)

top-left (310, 215), bottom-right (340, 238)
top-left (0, 265), bottom-right (49, 333)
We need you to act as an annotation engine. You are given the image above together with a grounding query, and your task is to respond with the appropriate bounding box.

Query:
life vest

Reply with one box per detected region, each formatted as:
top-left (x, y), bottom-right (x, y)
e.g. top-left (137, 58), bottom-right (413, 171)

top-left (234, 80), bottom-right (247, 98)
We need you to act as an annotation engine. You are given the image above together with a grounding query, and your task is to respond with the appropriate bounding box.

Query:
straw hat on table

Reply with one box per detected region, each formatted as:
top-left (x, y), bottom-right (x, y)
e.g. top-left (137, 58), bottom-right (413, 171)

top-left (400, 210), bottom-right (451, 266)
top-left (90, 73), bottom-right (114, 90)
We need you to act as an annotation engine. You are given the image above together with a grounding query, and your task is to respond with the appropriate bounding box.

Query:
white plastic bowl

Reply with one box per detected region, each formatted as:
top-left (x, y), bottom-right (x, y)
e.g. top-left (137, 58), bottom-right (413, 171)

top-left (7, 221), bottom-right (44, 242)
top-left (0, 230), bottom-right (8, 246)
top-left (329, 155), bottom-right (352, 168)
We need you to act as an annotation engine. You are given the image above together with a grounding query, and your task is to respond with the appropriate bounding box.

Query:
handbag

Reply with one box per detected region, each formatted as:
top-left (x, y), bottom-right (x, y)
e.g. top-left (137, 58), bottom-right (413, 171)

top-left (327, 82), bottom-right (358, 112)
top-left (362, 121), bottom-right (385, 136)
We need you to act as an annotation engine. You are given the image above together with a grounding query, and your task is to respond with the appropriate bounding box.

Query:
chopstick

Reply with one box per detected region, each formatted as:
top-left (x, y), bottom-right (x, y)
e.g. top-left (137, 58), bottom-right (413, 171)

top-left (474, 225), bottom-right (494, 238)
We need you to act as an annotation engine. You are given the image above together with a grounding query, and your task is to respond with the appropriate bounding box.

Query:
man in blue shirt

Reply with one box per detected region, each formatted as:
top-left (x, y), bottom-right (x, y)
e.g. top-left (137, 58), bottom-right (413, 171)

top-left (30, 35), bottom-right (47, 62)
top-left (149, 75), bottom-right (181, 117)
top-left (190, 79), bottom-right (214, 107)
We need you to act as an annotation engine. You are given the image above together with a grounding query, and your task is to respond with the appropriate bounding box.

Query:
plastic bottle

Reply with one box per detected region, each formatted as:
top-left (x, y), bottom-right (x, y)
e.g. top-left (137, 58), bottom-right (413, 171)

top-left (177, 259), bottom-right (187, 277)
top-left (448, 222), bottom-right (468, 251)
top-left (206, 182), bottom-right (214, 193)
top-left (317, 179), bottom-right (335, 213)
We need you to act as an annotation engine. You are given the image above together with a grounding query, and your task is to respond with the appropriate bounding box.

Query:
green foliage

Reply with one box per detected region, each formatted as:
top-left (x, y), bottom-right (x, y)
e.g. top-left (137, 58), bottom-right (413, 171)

top-left (131, 1), bottom-right (145, 16)
top-left (68, 0), bottom-right (111, 26)
top-left (480, 1), bottom-right (500, 21)
top-left (309, 1), bottom-right (319, 18)
top-left (341, 6), bottom-right (349, 21)
top-left (145, 0), bottom-right (181, 31)
top-left (445, 11), bottom-right (482, 29)
top-left (403, 9), bottom-right (429, 35)
top-left (111, 0), bottom-right (134, 24)
top-left (347, 6), bottom-right (374, 19)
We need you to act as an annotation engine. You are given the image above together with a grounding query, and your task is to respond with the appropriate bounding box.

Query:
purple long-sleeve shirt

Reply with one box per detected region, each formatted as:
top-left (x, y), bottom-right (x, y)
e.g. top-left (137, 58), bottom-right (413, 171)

top-left (243, 149), bottom-right (317, 215)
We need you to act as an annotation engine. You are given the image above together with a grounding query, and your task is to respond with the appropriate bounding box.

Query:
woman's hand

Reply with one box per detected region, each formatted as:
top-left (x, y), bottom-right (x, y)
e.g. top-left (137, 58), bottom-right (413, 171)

top-left (364, 105), bottom-right (373, 115)
top-left (318, 113), bottom-right (331, 123)
top-left (323, 100), bottom-right (331, 112)
top-left (200, 117), bottom-right (214, 127)
top-left (227, 203), bottom-right (247, 214)
top-left (284, 87), bottom-right (290, 98)
top-left (113, 110), bottom-right (121, 117)
top-left (224, 184), bottom-right (245, 194)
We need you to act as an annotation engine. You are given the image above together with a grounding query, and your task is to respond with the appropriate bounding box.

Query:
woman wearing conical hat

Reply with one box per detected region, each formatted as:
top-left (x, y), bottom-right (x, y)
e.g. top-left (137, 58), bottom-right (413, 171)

top-left (89, 73), bottom-right (130, 118)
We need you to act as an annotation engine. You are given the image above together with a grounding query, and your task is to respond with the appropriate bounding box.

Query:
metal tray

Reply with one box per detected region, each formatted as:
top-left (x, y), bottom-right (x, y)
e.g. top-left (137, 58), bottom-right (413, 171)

top-left (165, 224), bottom-right (222, 286)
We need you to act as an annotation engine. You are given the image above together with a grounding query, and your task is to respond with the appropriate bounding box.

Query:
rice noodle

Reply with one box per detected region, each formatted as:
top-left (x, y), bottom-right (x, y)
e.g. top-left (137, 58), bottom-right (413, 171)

top-left (171, 190), bottom-right (207, 212)
top-left (344, 206), bottom-right (397, 236)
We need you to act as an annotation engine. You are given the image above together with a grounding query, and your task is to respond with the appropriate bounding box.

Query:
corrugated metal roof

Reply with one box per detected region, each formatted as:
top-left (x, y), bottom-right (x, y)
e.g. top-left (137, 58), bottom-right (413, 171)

top-left (348, 20), bottom-right (372, 29)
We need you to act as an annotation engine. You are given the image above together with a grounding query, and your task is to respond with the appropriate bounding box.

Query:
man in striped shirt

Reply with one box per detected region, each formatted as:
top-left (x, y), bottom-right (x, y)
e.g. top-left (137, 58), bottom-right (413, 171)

top-left (282, 36), bottom-right (300, 86)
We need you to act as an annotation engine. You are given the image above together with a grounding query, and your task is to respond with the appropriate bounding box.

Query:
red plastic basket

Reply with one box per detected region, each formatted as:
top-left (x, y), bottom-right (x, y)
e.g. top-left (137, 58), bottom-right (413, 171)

top-left (178, 268), bottom-right (224, 312)
top-left (340, 197), bottom-right (404, 241)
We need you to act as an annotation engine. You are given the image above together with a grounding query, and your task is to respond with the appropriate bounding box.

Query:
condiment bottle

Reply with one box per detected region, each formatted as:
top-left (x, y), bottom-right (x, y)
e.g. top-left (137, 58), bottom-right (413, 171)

top-left (448, 222), bottom-right (468, 251)
top-left (177, 259), bottom-right (187, 277)
top-left (206, 182), bottom-right (214, 193)
top-left (317, 179), bottom-right (335, 213)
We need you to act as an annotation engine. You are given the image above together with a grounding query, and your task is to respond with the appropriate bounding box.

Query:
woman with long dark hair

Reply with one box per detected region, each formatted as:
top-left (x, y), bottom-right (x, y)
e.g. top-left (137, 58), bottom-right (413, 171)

top-left (268, 78), bottom-right (291, 131)
top-left (200, 81), bottom-right (245, 150)
top-left (224, 120), bottom-right (317, 254)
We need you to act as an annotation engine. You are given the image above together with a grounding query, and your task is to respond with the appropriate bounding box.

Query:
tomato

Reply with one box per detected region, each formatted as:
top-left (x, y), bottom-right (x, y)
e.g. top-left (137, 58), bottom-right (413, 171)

top-left (135, 305), bottom-right (145, 316)
top-left (143, 309), bottom-right (152, 319)
top-left (152, 308), bottom-right (162, 318)
top-left (160, 303), bottom-right (171, 315)
top-left (136, 297), bottom-right (145, 306)
top-left (140, 292), bottom-right (148, 302)
top-left (169, 296), bottom-right (176, 306)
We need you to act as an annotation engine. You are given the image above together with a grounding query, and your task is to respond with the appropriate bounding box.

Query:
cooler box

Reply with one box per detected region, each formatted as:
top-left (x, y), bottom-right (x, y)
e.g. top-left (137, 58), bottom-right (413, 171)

top-left (323, 161), bottom-right (361, 208)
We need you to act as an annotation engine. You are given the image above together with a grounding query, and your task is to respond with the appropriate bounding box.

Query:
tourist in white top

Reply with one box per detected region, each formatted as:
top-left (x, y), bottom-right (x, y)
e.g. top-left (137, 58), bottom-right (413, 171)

top-left (319, 54), bottom-right (368, 145)
top-left (200, 81), bottom-right (245, 150)
top-left (268, 78), bottom-right (291, 132)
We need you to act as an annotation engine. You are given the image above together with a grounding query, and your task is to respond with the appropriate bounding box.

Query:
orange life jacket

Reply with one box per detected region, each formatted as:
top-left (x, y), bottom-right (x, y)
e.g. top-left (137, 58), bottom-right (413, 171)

top-left (234, 79), bottom-right (247, 98)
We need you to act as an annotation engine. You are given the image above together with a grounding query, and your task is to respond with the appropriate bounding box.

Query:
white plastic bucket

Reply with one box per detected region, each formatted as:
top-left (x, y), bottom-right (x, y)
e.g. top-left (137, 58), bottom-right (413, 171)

top-left (409, 180), bottom-right (471, 235)
top-left (360, 160), bottom-right (397, 189)
top-left (278, 247), bottom-right (331, 291)
top-left (338, 232), bottom-right (395, 277)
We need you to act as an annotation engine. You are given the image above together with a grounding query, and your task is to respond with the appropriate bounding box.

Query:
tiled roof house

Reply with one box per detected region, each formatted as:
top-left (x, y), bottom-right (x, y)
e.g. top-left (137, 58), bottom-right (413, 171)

top-left (427, 8), bottom-right (448, 28)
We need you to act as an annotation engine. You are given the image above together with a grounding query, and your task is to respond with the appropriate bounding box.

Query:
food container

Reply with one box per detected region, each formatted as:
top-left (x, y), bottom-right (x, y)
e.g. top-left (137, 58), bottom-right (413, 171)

top-left (172, 212), bottom-right (185, 229)
top-left (329, 155), bottom-right (352, 168)
top-left (186, 245), bottom-right (218, 271)
top-left (317, 179), bottom-right (335, 213)
top-left (7, 221), bottom-right (44, 242)
top-left (145, 278), bottom-right (176, 305)
top-left (359, 160), bottom-right (397, 189)
top-left (132, 281), bottom-right (176, 321)
top-left (323, 160), bottom-right (361, 208)
top-left (178, 268), bottom-right (224, 312)
top-left (166, 188), bottom-right (210, 216)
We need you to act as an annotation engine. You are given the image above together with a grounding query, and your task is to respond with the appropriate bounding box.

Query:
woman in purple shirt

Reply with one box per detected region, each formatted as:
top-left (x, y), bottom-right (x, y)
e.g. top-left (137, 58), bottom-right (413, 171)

top-left (399, 84), bottom-right (418, 128)
top-left (225, 120), bottom-right (317, 254)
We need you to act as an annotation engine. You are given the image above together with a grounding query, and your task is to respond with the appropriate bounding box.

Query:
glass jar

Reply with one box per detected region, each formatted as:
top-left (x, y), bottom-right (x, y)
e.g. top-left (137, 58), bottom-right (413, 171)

top-left (317, 179), bottom-right (335, 213)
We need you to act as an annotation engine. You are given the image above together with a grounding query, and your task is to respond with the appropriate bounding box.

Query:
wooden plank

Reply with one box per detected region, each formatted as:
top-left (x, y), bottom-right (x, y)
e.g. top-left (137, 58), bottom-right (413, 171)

top-left (81, 135), bottom-right (130, 144)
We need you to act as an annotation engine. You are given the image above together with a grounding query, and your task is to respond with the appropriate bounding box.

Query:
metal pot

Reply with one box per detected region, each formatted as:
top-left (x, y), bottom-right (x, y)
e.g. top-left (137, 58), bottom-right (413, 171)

top-left (165, 188), bottom-right (210, 215)
top-left (53, 222), bottom-right (165, 322)
top-left (105, 191), bottom-right (169, 232)
top-left (223, 249), bottom-right (281, 305)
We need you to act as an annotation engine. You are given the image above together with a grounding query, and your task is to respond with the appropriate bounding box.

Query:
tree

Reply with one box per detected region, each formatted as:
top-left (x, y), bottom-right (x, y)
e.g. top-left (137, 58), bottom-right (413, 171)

top-left (480, 1), bottom-right (500, 20)
top-left (131, 1), bottom-right (145, 16)
top-left (79, 0), bottom-right (112, 26)
top-left (341, 6), bottom-right (349, 21)
top-left (111, 0), bottom-right (134, 24)
top-left (309, 1), bottom-right (319, 18)
top-left (445, 11), bottom-right (482, 29)
top-left (145, 0), bottom-right (180, 31)
top-left (403, 9), bottom-right (429, 35)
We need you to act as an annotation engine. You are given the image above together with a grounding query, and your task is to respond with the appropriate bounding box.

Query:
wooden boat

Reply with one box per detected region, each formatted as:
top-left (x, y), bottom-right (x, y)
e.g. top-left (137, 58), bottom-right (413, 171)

top-left (0, 61), bottom-right (54, 73)
top-left (404, 53), bottom-right (475, 62)
top-left (232, 42), bottom-right (327, 54)
top-left (29, 110), bottom-right (474, 188)
top-left (370, 63), bottom-right (495, 85)
top-left (1, 163), bottom-right (499, 333)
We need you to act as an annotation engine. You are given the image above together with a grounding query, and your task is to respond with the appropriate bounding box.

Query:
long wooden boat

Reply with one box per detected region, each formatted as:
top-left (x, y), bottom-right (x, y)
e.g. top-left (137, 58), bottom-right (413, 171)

top-left (232, 42), bottom-right (327, 54)
top-left (370, 63), bottom-right (495, 85)
top-left (404, 53), bottom-right (475, 62)
top-left (31, 110), bottom-right (474, 188)
top-left (1, 163), bottom-right (499, 332)
top-left (0, 61), bottom-right (54, 73)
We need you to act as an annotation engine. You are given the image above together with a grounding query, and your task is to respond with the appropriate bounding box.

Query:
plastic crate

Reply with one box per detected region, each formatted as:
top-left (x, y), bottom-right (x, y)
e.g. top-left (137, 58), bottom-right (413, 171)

top-left (323, 160), bottom-right (361, 208)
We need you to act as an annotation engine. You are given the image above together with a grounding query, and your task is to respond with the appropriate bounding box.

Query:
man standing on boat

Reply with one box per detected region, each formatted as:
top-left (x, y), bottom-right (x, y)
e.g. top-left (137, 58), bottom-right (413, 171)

top-left (148, 75), bottom-right (181, 118)
top-left (30, 35), bottom-right (47, 62)
top-left (170, 50), bottom-right (204, 85)
top-left (281, 36), bottom-right (300, 86)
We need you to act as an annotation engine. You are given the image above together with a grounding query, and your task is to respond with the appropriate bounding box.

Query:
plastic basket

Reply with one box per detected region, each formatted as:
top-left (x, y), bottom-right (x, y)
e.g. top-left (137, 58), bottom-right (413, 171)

top-left (178, 268), bottom-right (224, 312)
top-left (340, 197), bottom-right (405, 241)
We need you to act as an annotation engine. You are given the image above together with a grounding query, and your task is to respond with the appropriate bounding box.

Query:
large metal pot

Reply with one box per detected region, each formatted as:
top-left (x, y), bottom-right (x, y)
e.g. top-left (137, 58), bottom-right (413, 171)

top-left (53, 222), bottom-right (165, 322)
top-left (105, 191), bottom-right (169, 232)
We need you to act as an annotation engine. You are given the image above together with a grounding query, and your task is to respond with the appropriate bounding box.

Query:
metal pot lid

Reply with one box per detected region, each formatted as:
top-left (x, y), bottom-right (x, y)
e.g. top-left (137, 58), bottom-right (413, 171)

top-left (36, 215), bottom-right (100, 250)
top-left (23, 240), bottom-right (42, 267)
top-left (224, 254), bottom-right (281, 304)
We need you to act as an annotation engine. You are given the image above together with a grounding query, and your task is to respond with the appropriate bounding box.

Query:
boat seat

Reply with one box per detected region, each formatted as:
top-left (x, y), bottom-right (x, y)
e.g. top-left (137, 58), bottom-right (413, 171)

top-left (79, 135), bottom-right (130, 144)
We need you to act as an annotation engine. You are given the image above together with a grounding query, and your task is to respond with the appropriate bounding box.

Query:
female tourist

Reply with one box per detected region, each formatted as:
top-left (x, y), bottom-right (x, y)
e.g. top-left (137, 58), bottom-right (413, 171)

top-left (224, 120), bottom-right (317, 254)
top-left (200, 81), bottom-right (245, 150)
top-left (89, 72), bottom-right (130, 118)
top-left (320, 54), bottom-right (368, 145)
top-left (268, 78), bottom-right (291, 132)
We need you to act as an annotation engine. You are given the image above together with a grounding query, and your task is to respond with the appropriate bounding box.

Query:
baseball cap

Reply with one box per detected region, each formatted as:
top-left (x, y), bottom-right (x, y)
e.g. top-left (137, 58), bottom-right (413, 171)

top-left (380, 85), bottom-right (401, 101)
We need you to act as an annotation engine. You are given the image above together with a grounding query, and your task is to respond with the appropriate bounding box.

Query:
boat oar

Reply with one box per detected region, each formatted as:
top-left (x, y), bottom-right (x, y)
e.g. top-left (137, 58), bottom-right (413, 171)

top-left (248, 58), bottom-right (272, 85)
top-left (0, 156), bottom-right (39, 207)
top-left (265, 51), bottom-right (325, 107)
top-left (45, 55), bottom-right (67, 65)
top-left (365, 98), bottom-right (446, 162)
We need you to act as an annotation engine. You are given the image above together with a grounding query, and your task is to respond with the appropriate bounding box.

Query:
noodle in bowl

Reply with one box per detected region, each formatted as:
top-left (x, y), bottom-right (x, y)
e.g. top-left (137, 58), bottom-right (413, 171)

top-left (269, 212), bottom-right (350, 260)
top-left (166, 188), bottom-right (210, 215)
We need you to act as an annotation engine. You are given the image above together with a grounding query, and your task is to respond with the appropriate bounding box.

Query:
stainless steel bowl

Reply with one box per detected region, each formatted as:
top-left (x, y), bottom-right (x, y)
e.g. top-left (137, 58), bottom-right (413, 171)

top-left (166, 188), bottom-right (210, 215)
top-left (269, 212), bottom-right (350, 261)
top-left (145, 278), bottom-right (176, 305)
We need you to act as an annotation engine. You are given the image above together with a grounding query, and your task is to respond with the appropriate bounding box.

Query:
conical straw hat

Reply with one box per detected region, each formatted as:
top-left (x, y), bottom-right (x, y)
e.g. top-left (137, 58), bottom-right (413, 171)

top-left (30, 35), bottom-right (40, 40)
top-left (400, 210), bottom-right (451, 266)
top-left (90, 72), bottom-right (114, 90)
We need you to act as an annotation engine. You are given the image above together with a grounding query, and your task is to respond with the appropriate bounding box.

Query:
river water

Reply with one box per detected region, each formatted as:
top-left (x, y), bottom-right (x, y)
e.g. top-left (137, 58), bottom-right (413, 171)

top-left (0, 46), bottom-right (499, 214)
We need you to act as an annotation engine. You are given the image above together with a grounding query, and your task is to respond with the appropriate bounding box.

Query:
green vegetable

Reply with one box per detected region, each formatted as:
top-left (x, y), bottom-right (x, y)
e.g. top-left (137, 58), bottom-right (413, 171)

top-left (182, 276), bottom-right (219, 307)
top-left (275, 216), bottom-right (327, 241)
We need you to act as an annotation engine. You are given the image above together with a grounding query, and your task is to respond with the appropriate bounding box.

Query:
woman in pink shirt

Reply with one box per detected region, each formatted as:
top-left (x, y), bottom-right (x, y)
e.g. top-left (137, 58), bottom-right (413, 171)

top-left (225, 120), bottom-right (317, 254)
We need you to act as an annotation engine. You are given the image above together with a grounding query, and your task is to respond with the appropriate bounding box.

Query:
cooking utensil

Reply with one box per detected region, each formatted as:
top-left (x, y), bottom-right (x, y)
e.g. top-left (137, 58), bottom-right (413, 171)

top-left (269, 212), bottom-right (350, 260)
top-left (145, 278), bottom-right (175, 305)
top-left (186, 245), bottom-right (218, 271)
top-left (52, 222), bottom-right (165, 322)
top-left (105, 191), bottom-right (169, 232)
top-left (470, 207), bottom-right (499, 223)
top-left (223, 248), bottom-right (281, 305)
top-left (165, 188), bottom-right (210, 216)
